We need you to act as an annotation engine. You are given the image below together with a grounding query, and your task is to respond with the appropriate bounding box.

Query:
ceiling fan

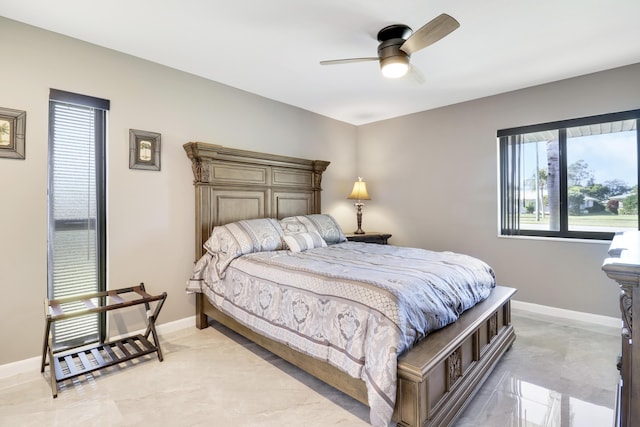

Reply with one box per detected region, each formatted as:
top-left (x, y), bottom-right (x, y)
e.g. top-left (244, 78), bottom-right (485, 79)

top-left (320, 13), bottom-right (460, 79)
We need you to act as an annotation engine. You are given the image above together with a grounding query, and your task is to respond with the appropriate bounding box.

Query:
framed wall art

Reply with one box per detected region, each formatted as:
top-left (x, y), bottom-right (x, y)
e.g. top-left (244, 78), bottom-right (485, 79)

top-left (129, 129), bottom-right (161, 171)
top-left (0, 107), bottom-right (26, 159)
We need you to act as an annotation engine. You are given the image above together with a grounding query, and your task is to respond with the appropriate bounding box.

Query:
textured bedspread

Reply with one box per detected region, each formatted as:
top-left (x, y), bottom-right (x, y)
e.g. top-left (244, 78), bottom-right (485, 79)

top-left (188, 242), bottom-right (495, 426)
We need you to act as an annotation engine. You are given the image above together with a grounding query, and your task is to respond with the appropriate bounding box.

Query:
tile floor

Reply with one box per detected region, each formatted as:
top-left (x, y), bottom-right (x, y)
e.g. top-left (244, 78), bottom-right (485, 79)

top-left (0, 309), bottom-right (620, 426)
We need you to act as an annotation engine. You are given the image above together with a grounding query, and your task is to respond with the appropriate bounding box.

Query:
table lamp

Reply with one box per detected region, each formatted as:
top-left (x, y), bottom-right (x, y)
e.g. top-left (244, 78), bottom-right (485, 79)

top-left (347, 177), bottom-right (371, 234)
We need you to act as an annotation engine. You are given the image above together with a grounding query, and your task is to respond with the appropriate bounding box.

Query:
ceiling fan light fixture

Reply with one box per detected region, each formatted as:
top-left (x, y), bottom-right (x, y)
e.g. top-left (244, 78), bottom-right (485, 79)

top-left (320, 14), bottom-right (459, 81)
top-left (380, 56), bottom-right (409, 78)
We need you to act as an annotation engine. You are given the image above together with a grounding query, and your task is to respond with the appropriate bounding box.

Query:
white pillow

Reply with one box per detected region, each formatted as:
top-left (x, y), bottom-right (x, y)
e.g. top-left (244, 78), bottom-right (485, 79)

top-left (283, 231), bottom-right (328, 252)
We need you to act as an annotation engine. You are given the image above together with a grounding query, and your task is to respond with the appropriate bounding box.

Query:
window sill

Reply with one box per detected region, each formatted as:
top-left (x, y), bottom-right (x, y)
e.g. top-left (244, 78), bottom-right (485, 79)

top-left (496, 234), bottom-right (611, 245)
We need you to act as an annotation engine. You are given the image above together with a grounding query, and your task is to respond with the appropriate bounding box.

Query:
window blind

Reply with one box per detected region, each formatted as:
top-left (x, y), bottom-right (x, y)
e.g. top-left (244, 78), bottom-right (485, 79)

top-left (48, 90), bottom-right (108, 349)
top-left (499, 134), bottom-right (523, 236)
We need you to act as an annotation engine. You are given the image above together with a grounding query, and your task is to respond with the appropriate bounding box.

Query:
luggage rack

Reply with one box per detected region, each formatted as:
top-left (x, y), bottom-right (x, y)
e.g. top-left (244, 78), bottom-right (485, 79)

top-left (41, 283), bottom-right (167, 397)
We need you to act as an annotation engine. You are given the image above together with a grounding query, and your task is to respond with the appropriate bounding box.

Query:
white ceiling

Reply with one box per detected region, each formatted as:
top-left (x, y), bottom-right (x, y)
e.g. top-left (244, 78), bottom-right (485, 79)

top-left (2, 0), bottom-right (640, 125)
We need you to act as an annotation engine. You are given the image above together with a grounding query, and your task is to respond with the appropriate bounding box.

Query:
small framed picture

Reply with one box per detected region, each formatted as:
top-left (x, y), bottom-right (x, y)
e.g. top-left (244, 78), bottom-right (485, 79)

top-left (0, 107), bottom-right (26, 160)
top-left (129, 129), bottom-right (161, 171)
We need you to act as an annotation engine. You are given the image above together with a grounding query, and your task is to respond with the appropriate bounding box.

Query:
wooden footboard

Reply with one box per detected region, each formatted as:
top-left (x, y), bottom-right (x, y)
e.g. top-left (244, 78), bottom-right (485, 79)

top-left (196, 286), bottom-right (516, 427)
top-left (395, 285), bottom-right (516, 427)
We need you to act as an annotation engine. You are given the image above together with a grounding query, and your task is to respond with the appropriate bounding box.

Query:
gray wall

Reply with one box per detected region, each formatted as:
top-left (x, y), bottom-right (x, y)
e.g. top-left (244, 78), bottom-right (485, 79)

top-left (1, 15), bottom-right (638, 367)
top-left (357, 62), bottom-right (640, 319)
top-left (0, 17), bottom-right (356, 365)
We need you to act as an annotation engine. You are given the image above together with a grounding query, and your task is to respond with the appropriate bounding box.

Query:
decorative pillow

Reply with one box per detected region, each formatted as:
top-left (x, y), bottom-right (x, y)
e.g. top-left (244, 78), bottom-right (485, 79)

top-left (283, 231), bottom-right (328, 252)
top-left (280, 214), bottom-right (347, 245)
top-left (203, 218), bottom-right (284, 277)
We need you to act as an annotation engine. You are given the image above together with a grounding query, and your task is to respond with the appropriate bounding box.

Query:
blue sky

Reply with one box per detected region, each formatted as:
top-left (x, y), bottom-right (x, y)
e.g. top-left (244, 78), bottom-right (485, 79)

top-left (523, 130), bottom-right (637, 189)
top-left (567, 132), bottom-right (637, 186)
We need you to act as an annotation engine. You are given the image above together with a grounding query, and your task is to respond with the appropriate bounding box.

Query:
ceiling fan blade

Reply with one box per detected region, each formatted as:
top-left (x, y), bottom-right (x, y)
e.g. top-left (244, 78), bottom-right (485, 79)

top-left (320, 57), bottom-right (378, 66)
top-left (408, 64), bottom-right (425, 84)
top-left (400, 13), bottom-right (460, 55)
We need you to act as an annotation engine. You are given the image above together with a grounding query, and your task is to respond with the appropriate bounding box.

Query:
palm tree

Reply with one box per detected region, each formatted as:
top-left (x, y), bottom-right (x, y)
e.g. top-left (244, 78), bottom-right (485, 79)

top-left (536, 168), bottom-right (548, 220)
top-left (547, 140), bottom-right (560, 230)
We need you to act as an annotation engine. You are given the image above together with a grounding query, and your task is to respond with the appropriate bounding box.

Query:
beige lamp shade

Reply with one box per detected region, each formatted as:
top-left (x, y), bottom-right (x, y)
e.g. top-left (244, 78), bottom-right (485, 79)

top-left (348, 178), bottom-right (370, 201)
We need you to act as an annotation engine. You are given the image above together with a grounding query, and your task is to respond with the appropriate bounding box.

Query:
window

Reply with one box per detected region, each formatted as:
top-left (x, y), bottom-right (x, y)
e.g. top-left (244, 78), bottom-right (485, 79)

top-left (47, 89), bottom-right (109, 350)
top-left (499, 109), bottom-right (640, 240)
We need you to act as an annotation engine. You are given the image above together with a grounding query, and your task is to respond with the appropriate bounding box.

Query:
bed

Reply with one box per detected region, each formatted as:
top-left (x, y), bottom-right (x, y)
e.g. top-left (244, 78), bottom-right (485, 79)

top-left (184, 142), bottom-right (516, 427)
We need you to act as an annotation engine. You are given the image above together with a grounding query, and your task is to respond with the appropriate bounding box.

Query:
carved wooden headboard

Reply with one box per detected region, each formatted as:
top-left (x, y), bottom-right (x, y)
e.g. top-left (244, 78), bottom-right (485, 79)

top-left (183, 142), bottom-right (330, 259)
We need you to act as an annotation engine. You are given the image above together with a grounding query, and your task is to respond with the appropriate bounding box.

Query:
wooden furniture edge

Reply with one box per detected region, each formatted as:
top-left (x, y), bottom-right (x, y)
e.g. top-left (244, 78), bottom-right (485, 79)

top-left (346, 232), bottom-right (392, 245)
top-left (602, 230), bottom-right (640, 427)
top-left (184, 142), bottom-right (330, 172)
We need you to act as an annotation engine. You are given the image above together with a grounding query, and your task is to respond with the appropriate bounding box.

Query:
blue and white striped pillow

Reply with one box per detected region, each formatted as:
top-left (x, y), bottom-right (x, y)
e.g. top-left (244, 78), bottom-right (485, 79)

top-left (203, 218), bottom-right (285, 277)
top-left (279, 214), bottom-right (347, 245)
top-left (283, 231), bottom-right (328, 252)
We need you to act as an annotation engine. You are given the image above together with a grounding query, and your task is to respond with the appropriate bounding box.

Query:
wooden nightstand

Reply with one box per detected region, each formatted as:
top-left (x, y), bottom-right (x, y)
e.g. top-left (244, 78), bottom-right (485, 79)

top-left (345, 232), bottom-right (392, 245)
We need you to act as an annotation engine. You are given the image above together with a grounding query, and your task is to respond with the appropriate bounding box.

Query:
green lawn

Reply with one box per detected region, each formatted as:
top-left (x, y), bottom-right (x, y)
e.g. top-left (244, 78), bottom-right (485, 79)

top-left (520, 213), bottom-right (637, 228)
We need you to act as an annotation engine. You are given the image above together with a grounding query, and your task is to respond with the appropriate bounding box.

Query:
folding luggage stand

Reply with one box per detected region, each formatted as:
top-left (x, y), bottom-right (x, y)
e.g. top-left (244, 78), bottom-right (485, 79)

top-left (41, 283), bottom-right (167, 397)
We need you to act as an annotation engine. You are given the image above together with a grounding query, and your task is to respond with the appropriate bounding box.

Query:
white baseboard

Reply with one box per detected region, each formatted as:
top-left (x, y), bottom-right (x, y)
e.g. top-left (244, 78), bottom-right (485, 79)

top-left (159, 315), bottom-right (195, 334)
top-left (0, 316), bottom-right (195, 380)
top-left (109, 315), bottom-right (195, 341)
top-left (512, 300), bottom-right (620, 329)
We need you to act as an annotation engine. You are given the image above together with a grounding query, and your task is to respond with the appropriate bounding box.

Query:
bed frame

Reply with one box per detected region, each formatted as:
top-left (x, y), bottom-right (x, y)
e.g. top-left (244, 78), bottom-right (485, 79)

top-left (184, 142), bottom-right (516, 427)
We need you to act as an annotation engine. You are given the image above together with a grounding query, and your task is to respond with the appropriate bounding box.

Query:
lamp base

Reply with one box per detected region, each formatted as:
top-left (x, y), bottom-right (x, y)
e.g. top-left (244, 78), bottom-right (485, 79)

top-left (353, 202), bottom-right (365, 235)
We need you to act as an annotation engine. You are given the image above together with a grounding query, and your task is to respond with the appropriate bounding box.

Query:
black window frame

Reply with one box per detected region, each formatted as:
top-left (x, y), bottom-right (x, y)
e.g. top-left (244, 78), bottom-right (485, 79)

top-left (498, 108), bottom-right (640, 241)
